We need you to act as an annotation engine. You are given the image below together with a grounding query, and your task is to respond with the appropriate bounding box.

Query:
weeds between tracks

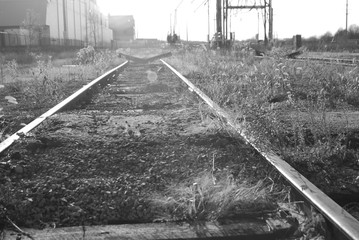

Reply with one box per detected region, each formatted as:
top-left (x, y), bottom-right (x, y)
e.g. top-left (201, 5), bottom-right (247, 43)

top-left (151, 170), bottom-right (279, 221)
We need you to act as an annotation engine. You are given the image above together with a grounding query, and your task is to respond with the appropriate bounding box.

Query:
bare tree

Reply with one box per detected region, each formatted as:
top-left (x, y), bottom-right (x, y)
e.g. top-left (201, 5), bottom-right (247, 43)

top-left (0, 54), bottom-right (5, 83)
top-left (348, 24), bottom-right (359, 39)
top-left (334, 28), bottom-right (347, 42)
top-left (320, 31), bottom-right (333, 43)
top-left (21, 9), bottom-right (42, 47)
top-left (88, 10), bottom-right (98, 47)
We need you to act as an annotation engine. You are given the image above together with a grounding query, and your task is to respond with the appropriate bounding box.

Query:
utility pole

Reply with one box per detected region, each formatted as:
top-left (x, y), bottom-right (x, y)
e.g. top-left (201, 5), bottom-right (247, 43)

top-left (346, 0), bottom-right (348, 32)
top-left (264, 0), bottom-right (267, 45)
top-left (63, 0), bottom-right (68, 44)
top-left (213, 18), bottom-right (216, 35)
top-left (170, 13), bottom-right (172, 34)
top-left (174, 9), bottom-right (178, 35)
top-left (85, 1), bottom-right (88, 44)
top-left (208, 0), bottom-right (210, 42)
top-left (73, 0), bottom-right (76, 41)
top-left (257, 12), bottom-right (260, 40)
top-left (79, 0), bottom-right (83, 43)
top-left (222, 0), bottom-right (225, 44)
top-left (186, 22), bottom-right (188, 41)
top-left (216, 0), bottom-right (222, 35)
top-left (269, 0), bottom-right (273, 41)
top-left (225, 0), bottom-right (228, 41)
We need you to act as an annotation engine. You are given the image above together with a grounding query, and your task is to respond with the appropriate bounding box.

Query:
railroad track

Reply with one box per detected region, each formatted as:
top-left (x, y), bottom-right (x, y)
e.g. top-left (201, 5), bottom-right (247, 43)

top-left (256, 55), bottom-right (358, 67)
top-left (1, 53), bottom-right (359, 239)
top-left (293, 56), bottom-right (358, 67)
top-left (297, 56), bottom-right (359, 64)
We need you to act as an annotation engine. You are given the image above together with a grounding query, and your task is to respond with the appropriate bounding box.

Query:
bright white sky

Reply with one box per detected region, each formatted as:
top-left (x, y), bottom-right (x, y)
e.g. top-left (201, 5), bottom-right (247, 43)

top-left (97, 0), bottom-right (359, 41)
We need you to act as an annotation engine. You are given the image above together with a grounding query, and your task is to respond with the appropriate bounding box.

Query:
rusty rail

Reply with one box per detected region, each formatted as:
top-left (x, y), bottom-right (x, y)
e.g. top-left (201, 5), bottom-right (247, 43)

top-left (0, 61), bottom-right (129, 155)
top-left (161, 59), bottom-right (359, 240)
top-left (297, 56), bottom-right (359, 64)
top-left (119, 52), bottom-right (172, 63)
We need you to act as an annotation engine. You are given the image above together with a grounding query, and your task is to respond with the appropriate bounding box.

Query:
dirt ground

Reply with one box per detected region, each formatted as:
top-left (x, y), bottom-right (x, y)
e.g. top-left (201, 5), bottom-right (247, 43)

top-left (0, 60), bottom-right (284, 229)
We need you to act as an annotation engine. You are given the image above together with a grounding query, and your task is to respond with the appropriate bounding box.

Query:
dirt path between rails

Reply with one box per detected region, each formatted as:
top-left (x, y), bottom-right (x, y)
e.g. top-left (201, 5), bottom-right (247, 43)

top-left (0, 61), bottom-right (285, 228)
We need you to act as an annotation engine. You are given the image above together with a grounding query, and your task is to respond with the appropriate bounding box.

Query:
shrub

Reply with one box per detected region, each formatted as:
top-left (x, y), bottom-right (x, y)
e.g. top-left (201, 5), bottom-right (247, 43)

top-left (76, 46), bottom-right (96, 65)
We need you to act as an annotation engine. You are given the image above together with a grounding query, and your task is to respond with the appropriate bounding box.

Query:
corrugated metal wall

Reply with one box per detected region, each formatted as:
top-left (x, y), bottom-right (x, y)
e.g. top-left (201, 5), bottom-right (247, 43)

top-left (0, 0), bottom-right (113, 48)
top-left (46, 0), bottom-right (113, 47)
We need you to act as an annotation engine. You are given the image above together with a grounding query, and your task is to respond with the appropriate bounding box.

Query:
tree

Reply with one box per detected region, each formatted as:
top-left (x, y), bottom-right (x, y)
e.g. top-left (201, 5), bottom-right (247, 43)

top-left (88, 10), bottom-right (98, 47)
top-left (348, 24), bottom-right (359, 39)
top-left (21, 9), bottom-right (42, 47)
top-left (334, 28), bottom-right (348, 42)
top-left (306, 36), bottom-right (318, 42)
top-left (320, 31), bottom-right (333, 43)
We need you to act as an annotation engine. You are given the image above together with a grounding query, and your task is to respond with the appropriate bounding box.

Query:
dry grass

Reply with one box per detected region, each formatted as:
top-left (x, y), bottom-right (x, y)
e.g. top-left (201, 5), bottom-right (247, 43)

top-left (167, 48), bottom-right (359, 165)
top-left (150, 170), bottom-right (277, 221)
top-left (0, 49), bottom-right (125, 108)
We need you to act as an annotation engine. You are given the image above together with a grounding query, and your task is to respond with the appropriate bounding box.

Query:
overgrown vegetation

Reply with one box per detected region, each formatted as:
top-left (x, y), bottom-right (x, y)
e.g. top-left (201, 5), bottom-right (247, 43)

top-left (168, 48), bottom-right (359, 192)
top-left (151, 170), bottom-right (278, 221)
top-left (276, 24), bottom-right (359, 52)
top-left (0, 47), bottom-right (123, 138)
top-left (0, 47), bottom-right (127, 231)
top-left (1, 47), bottom-right (122, 105)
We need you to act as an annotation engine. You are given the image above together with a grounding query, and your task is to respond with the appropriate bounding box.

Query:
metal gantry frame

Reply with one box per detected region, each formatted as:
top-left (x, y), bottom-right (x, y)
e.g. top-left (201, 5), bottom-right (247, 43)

top-left (214, 0), bottom-right (273, 47)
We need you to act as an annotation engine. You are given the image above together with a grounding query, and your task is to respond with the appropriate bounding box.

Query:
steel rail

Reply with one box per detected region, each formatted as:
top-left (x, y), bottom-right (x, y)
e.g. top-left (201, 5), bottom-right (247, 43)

top-left (161, 59), bottom-right (359, 240)
top-left (254, 55), bottom-right (357, 67)
top-left (288, 58), bottom-right (357, 67)
top-left (297, 56), bottom-right (359, 64)
top-left (0, 61), bottom-right (129, 155)
top-left (118, 52), bottom-right (172, 63)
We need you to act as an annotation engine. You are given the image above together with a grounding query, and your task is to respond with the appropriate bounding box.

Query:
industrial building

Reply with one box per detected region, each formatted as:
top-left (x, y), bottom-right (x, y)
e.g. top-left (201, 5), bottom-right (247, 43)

top-left (108, 15), bottom-right (135, 48)
top-left (0, 0), bottom-right (113, 48)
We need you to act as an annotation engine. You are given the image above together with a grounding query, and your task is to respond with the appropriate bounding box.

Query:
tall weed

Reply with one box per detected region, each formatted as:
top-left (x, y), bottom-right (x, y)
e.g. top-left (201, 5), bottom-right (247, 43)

top-left (150, 170), bottom-right (276, 221)
top-left (168, 50), bottom-right (359, 166)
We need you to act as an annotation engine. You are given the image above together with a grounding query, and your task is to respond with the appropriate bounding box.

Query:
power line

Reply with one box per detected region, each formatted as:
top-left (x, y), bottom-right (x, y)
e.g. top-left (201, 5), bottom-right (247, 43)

top-left (176, 0), bottom-right (186, 10)
top-left (194, 0), bottom-right (208, 13)
top-left (345, 0), bottom-right (348, 32)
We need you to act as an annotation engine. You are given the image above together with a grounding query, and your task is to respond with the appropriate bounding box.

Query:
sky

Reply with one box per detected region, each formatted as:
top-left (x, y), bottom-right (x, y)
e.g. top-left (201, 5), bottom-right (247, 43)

top-left (97, 0), bottom-right (359, 41)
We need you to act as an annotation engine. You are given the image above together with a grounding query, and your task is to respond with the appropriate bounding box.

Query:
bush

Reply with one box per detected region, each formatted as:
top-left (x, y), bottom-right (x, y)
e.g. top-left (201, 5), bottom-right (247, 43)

top-left (76, 46), bottom-right (96, 65)
top-left (76, 46), bottom-right (121, 76)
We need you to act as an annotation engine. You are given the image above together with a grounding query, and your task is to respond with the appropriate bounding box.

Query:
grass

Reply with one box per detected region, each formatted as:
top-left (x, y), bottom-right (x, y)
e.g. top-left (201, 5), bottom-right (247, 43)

top-left (1, 45), bottom-right (356, 229)
top-left (166, 46), bottom-right (359, 195)
top-left (150, 170), bottom-right (278, 221)
top-left (0, 48), bottom-right (124, 105)
top-left (0, 47), bottom-right (125, 138)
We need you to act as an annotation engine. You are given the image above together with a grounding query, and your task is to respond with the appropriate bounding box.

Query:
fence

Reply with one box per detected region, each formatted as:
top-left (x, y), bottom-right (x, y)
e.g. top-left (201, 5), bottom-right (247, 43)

top-left (0, 32), bottom-right (111, 49)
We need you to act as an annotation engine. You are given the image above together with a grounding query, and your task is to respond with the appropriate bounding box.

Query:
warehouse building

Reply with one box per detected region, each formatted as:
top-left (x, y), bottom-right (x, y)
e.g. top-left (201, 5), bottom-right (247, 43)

top-left (109, 15), bottom-right (135, 48)
top-left (0, 0), bottom-right (113, 48)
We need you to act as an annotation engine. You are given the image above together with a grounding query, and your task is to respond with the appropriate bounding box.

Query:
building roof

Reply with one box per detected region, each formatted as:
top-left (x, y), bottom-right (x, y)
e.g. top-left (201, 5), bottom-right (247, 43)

top-left (0, 0), bottom-right (47, 27)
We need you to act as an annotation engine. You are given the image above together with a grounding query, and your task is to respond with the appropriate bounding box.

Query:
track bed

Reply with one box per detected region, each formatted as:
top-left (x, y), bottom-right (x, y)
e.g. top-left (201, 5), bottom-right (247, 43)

top-left (0, 62), bottom-right (278, 228)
